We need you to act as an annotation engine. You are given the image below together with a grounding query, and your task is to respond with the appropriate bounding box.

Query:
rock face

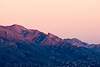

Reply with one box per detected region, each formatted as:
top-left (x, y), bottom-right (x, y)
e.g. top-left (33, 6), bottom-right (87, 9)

top-left (0, 24), bottom-right (47, 42)
top-left (41, 33), bottom-right (63, 45)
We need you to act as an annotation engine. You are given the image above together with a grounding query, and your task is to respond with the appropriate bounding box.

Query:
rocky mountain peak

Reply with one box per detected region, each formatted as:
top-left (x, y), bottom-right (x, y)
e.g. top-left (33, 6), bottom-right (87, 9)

top-left (7, 24), bottom-right (28, 33)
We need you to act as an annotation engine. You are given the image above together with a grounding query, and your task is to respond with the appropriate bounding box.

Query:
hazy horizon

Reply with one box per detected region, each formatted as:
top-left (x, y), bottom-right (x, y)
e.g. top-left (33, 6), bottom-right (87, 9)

top-left (0, 0), bottom-right (100, 44)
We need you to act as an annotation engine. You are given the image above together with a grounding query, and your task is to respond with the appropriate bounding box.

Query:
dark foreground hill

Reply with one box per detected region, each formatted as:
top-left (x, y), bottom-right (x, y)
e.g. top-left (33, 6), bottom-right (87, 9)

top-left (0, 24), bottom-right (100, 67)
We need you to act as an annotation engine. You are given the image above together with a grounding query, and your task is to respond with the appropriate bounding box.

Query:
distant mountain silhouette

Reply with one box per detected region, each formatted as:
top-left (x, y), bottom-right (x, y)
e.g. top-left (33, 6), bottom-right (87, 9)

top-left (0, 24), bottom-right (100, 67)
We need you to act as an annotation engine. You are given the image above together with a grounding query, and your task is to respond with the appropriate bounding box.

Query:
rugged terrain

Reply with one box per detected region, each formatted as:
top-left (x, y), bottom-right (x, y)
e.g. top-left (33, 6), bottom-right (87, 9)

top-left (0, 24), bottom-right (100, 67)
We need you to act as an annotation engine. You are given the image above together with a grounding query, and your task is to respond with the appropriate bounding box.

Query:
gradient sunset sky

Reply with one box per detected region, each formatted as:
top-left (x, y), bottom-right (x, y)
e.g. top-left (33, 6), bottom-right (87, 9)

top-left (0, 0), bottom-right (100, 43)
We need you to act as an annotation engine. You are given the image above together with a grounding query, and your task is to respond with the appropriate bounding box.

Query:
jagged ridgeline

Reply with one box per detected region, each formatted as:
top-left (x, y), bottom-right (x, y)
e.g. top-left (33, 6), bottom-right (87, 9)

top-left (0, 24), bottom-right (100, 67)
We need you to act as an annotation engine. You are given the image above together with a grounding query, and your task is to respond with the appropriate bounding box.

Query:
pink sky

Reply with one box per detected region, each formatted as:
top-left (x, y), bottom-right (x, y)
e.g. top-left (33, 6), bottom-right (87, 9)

top-left (0, 0), bottom-right (100, 43)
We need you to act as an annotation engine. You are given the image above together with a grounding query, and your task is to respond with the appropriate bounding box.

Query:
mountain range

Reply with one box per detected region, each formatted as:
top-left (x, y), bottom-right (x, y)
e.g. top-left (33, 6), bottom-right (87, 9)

top-left (0, 24), bottom-right (98, 47)
top-left (0, 24), bottom-right (100, 67)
